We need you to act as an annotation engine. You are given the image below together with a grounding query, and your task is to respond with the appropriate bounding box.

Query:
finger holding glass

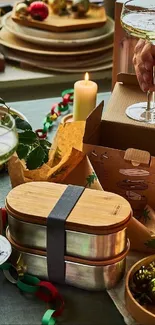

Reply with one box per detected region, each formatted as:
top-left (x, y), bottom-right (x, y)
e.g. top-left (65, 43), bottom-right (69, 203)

top-left (133, 40), bottom-right (155, 92)
top-left (121, 0), bottom-right (155, 124)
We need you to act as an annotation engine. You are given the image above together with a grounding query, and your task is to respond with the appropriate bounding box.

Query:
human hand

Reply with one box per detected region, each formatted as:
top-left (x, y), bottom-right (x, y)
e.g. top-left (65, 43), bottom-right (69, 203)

top-left (133, 39), bottom-right (155, 92)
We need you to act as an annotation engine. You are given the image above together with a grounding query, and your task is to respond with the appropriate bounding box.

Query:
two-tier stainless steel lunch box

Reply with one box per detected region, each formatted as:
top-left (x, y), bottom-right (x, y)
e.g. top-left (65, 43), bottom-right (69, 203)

top-left (6, 181), bottom-right (131, 290)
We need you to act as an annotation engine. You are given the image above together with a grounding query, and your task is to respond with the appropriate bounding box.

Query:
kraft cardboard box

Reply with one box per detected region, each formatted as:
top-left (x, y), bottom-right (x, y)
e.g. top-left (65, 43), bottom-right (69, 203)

top-left (53, 89), bottom-right (155, 254)
top-left (53, 72), bottom-right (155, 253)
top-left (82, 73), bottom-right (155, 253)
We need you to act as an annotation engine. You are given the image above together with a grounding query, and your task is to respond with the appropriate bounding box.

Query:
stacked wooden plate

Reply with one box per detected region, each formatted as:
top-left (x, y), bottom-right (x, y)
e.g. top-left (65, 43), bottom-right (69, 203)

top-left (0, 7), bottom-right (114, 73)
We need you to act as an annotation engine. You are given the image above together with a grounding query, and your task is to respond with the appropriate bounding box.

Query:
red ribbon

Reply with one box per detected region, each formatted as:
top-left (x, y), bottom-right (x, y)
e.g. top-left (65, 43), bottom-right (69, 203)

top-left (0, 208), bottom-right (7, 229)
top-left (36, 281), bottom-right (58, 302)
top-left (51, 104), bottom-right (61, 116)
top-left (35, 129), bottom-right (47, 139)
top-left (35, 89), bottom-right (73, 140)
top-left (36, 281), bottom-right (64, 317)
top-left (63, 93), bottom-right (73, 104)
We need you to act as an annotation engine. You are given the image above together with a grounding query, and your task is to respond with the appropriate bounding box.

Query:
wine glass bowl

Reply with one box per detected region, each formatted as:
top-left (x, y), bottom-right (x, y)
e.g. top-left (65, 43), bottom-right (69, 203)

top-left (0, 108), bottom-right (18, 165)
top-left (121, 1), bottom-right (155, 39)
top-left (120, 0), bottom-right (155, 123)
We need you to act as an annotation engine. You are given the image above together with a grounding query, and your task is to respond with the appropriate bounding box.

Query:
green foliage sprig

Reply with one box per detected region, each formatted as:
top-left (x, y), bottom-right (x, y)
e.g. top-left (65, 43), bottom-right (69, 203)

top-left (85, 172), bottom-right (97, 187)
top-left (0, 98), bottom-right (51, 170)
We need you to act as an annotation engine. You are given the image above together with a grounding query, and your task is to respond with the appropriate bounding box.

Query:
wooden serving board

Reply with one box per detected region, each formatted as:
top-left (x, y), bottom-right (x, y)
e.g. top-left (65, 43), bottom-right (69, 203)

top-left (6, 182), bottom-right (131, 234)
top-left (12, 2), bottom-right (107, 32)
top-left (0, 44), bottom-right (113, 70)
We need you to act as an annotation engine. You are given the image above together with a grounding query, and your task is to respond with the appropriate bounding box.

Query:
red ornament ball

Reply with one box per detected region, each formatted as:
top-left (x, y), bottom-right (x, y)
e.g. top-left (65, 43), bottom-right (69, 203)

top-left (28, 1), bottom-right (49, 21)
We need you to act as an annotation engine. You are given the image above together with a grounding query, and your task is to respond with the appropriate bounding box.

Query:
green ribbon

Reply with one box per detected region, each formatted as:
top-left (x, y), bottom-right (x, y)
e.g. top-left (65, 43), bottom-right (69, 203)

top-left (42, 309), bottom-right (56, 325)
top-left (61, 89), bottom-right (74, 97)
top-left (0, 262), bottom-right (18, 284)
top-left (17, 274), bottom-right (40, 294)
top-left (58, 103), bottom-right (69, 113)
top-left (0, 264), bottom-right (57, 323)
top-left (0, 262), bottom-right (12, 270)
top-left (43, 123), bottom-right (51, 133)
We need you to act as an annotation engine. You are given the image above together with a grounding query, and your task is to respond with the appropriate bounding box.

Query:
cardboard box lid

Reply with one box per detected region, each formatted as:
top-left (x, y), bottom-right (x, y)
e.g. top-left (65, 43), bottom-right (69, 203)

top-left (83, 100), bottom-right (103, 145)
top-left (82, 89), bottom-right (155, 159)
top-left (103, 73), bottom-right (154, 128)
top-left (96, 73), bottom-right (155, 157)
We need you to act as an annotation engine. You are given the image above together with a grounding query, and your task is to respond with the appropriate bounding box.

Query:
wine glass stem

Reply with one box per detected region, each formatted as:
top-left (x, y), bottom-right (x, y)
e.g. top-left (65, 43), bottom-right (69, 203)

top-left (146, 90), bottom-right (154, 110)
top-left (146, 66), bottom-right (155, 111)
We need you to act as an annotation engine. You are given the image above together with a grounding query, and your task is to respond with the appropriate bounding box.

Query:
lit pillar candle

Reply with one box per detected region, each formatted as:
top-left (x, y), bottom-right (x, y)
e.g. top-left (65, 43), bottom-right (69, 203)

top-left (73, 72), bottom-right (98, 121)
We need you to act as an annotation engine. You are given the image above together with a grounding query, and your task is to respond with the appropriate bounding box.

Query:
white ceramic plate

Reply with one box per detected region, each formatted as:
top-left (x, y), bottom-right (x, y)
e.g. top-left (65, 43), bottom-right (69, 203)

top-left (0, 235), bottom-right (12, 265)
top-left (2, 13), bottom-right (114, 48)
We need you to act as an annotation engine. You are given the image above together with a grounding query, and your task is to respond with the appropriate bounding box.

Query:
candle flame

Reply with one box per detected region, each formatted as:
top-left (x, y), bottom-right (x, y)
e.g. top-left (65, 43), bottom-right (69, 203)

top-left (85, 72), bottom-right (89, 82)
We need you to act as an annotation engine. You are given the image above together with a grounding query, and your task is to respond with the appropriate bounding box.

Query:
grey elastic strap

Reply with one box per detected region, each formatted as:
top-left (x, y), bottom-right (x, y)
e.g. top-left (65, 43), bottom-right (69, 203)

top-left (47, 185), bottom-right (85, 284)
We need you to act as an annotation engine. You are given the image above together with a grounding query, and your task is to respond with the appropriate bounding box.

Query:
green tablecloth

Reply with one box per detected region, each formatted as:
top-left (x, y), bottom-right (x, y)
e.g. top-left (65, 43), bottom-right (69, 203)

top-left (0, 95), bottom-right (125, 325)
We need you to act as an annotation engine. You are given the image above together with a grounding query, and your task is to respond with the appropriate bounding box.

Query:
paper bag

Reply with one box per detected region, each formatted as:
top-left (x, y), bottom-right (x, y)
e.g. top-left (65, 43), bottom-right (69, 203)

top-left (8, 117), bottom-right (102, 191)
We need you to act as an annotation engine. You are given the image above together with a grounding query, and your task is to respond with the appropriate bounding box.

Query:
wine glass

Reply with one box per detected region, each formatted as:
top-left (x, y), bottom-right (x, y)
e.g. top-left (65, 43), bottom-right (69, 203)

top-left (121, 0), bottom-right (155, 124)
top-left (0, 109), bottom-right (18, 165)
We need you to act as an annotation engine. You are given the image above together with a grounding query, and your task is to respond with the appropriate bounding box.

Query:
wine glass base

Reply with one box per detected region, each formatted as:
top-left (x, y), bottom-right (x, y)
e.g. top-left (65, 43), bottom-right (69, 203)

top-left (126, 102), bottom-right (155, 124)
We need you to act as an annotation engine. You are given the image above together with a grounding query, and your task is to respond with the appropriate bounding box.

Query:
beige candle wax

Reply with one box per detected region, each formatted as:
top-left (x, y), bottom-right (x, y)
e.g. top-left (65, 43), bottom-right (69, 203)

top-left (73, 73), bottom-right (98, 121)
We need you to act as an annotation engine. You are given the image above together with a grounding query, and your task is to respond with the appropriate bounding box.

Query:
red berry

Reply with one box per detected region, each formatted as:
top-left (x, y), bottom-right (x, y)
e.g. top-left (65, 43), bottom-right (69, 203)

top-left (28, 1), bottom-right (49, 21)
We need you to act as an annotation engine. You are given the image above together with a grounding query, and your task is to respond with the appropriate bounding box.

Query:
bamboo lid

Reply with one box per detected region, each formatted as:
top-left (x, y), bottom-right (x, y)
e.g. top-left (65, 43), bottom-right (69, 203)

top-left (6, 182), bottom-right (131, 234)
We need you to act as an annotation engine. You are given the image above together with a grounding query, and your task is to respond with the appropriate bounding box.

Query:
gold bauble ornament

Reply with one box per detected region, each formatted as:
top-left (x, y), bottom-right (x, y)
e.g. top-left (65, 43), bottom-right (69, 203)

top-left (71, 0), bottom-right (89, 17)
top-left (50, 0), bottom-right (67, 15)
top-left (15, 3), bottom-right (28, 17)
